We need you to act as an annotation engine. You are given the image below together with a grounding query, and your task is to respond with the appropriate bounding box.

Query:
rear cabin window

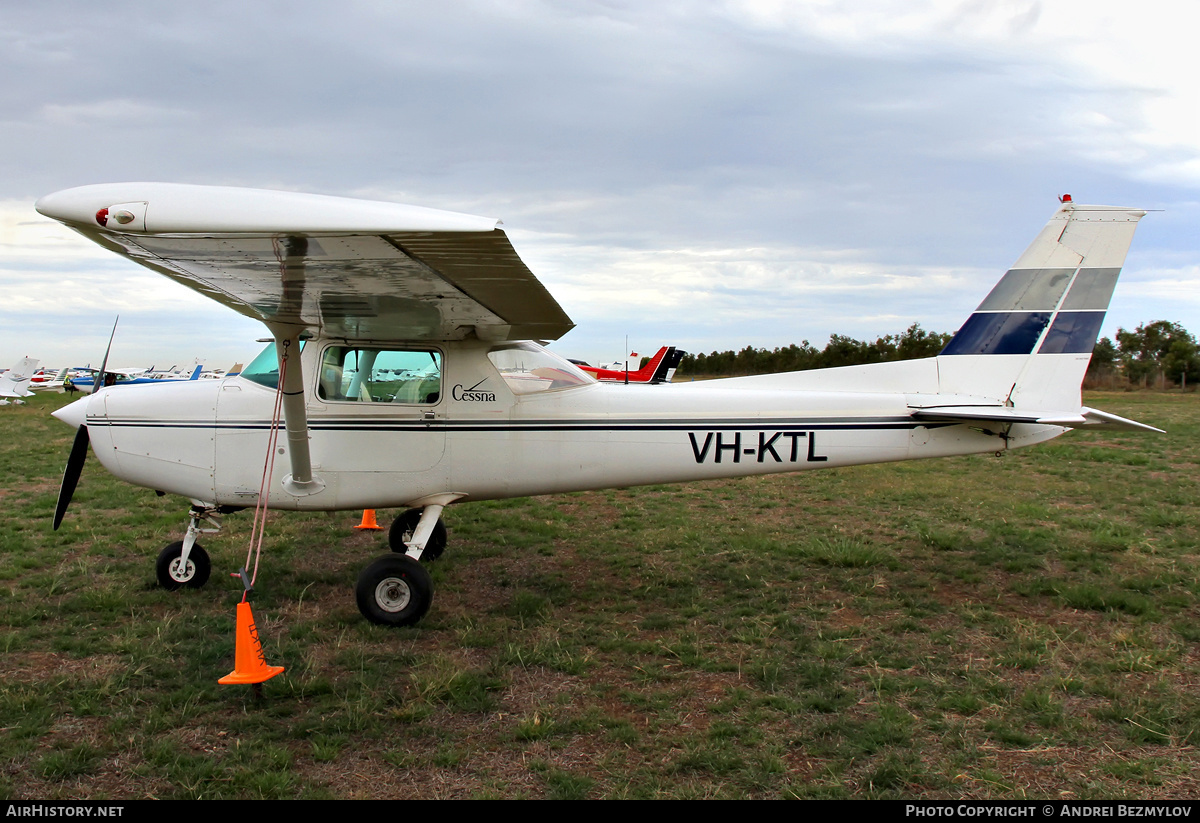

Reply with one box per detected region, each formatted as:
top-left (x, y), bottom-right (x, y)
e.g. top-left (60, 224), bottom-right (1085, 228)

top-left (318, 347), bottom-right (442, 404)
top-left (486, 342), bottom-right (594, 395)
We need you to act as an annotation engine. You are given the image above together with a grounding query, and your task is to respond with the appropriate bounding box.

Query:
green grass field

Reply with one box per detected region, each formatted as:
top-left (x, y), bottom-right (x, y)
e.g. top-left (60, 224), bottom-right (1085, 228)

top-left (2, 391), bottom-right (1198, 799)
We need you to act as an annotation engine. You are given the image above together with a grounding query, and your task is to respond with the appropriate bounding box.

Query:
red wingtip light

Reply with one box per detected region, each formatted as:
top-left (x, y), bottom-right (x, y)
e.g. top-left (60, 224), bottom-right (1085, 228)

top-left (95, 208), bottom-right (109, 227)
top-left (1059, 194), bottom-right (1072, 203)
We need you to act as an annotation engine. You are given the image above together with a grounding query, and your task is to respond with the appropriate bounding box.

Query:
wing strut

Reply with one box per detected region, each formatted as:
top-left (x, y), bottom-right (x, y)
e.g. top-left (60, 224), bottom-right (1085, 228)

top-left (269, 326), bottom-right (324, 496)
top-left (266, 235), bottom-right (323, 496)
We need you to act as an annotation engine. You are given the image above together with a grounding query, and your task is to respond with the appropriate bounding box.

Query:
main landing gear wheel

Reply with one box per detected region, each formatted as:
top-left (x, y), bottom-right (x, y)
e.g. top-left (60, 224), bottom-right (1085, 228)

top-left (155, 541), bottom-right (211, 590)
top-left (356, 554), bottom-right (433, 627)
top-left (388, 508), bottom-right (447, 562)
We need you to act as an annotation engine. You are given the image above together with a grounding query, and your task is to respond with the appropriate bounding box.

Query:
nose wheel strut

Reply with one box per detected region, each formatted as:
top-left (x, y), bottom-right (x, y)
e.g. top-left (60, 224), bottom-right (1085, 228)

top-left (156, 503), bottom-right (223, 590)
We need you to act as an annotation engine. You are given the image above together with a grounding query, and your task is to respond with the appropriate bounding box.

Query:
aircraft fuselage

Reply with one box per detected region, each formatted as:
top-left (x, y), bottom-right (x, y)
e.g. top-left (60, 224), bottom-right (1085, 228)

top-left (59, 337), bottom-right (1059, 511)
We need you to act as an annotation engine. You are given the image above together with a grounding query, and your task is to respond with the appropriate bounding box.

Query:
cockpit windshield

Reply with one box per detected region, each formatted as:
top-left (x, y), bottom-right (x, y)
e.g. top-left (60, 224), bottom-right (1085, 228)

top-left (239, 341), bottom-right (304, 389)
top-left (487, 342), bottom-right (595, 395)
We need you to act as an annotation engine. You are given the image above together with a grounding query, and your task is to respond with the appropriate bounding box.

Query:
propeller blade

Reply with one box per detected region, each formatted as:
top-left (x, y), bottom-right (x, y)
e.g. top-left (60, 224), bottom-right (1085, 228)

top-left (53, 425), bottom-right (90, 530)
top-left (57, 317), bottom-right (116, 527)
top-left (93, 316), bottom-right (119, 393)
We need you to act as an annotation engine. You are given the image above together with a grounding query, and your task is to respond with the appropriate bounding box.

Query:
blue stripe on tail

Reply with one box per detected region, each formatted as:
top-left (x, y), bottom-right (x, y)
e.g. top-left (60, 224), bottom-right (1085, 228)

top-left (941, 267), bottom-right (1119, 356)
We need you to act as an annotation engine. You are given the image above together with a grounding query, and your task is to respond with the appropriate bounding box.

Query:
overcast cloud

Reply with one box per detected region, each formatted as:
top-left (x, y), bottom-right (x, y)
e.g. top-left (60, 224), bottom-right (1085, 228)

top-left (1, 0), bottom-right (1196, 367)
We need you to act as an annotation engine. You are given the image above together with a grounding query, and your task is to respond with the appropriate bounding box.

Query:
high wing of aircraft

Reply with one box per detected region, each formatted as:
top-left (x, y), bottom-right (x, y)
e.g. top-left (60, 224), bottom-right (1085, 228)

top-left (571, 346), bottom-right (685, 384)
top-left (37, 183), bottom-right (1159, 630)
top-left (0, 357), bottom-right (39, 405)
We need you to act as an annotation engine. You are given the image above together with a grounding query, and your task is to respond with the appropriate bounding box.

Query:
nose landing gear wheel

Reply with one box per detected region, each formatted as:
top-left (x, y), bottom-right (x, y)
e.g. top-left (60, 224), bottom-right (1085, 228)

top-left (155, 541), bottom-right (212, 590)
top-left (356, 554), bottom-right (433, 626)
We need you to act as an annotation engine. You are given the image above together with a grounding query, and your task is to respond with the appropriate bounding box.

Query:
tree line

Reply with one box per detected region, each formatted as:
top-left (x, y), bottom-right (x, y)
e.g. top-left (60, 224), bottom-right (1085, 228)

top-left (668, 320), bottom-right (1200, 388)
top-left (1089, 321), bottom-right (1200, 389)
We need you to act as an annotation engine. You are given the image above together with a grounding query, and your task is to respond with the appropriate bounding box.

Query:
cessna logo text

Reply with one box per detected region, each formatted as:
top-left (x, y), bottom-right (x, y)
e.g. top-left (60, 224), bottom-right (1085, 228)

top-left (453, 379), bottom-right (496, 402)
top-left (688, 431), bottom-right (828, 464)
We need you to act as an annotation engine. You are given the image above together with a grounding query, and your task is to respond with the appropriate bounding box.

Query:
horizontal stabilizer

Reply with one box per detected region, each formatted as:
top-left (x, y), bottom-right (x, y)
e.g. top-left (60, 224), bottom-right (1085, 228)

top-left (1079, 406), bottom-right (1165, 433)
top-left (911, 404), bottom-right (1162, 433)
top-left (912, 405), bottom-right (1072, 426)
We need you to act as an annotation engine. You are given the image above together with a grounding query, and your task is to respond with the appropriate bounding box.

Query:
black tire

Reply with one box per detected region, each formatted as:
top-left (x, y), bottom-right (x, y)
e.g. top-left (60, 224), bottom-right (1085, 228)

top-left (156, 541), bottom-right (211, 590)
top-left (388, 508), bottom-right (447, 562)
top-left (355, 553), bottom-right (433, 627)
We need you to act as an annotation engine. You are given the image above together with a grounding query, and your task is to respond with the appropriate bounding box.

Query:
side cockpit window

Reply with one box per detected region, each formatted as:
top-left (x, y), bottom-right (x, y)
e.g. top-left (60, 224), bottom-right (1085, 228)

top-left (318, 347), bottom-right (442, 404)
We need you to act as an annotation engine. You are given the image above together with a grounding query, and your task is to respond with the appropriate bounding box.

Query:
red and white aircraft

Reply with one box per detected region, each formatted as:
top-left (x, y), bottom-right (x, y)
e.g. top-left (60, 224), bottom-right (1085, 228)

top-left (570, 346), bottom-right (684, 384)
top-left (30, 367), bottom-right (69, 390)
top-left (38, 184), bottom-right (1159, 627)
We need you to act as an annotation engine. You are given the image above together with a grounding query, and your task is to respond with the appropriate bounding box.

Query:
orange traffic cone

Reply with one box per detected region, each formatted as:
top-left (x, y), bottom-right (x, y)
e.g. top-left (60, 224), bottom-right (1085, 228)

top-left (218, 601), bottom-right (285, 685)
top-left (354, 509), bottom-right (382, 530)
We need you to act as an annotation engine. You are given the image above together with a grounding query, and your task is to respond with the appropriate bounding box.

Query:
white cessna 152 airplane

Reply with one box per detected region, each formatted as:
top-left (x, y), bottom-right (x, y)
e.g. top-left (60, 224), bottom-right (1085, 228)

top-left (37, 184), bottom-right (1159, 627)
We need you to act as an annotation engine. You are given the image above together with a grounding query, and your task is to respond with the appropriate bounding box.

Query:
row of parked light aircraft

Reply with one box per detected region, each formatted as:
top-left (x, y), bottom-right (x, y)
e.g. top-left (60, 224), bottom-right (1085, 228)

top-left (0, 360), bottom-right (121, 403)
top-left (70, 363), bottom-right (245, 393)
top-left (36, 183), bottom-right (1159, 635)
top-left (0, 359), bottom-right (248, 400)
top-left (5, 349), bottom-right (665, 402)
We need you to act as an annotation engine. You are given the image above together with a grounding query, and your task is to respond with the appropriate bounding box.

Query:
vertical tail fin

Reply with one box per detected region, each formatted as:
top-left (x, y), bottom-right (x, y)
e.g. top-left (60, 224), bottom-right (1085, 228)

top-left (937, 199), bottom-right (1146, 410)
top-left (628, 346), bottom-right (669, 382)
top-left (0, 357), bottom-right (39, 398)
top-left (652, 347), bottom-right (686, 383)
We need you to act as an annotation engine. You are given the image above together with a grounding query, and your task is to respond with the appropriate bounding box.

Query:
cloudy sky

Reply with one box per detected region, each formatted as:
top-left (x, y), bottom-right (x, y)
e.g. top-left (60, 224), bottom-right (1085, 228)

top-left (2, 0), bottom-right (1197, 368)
